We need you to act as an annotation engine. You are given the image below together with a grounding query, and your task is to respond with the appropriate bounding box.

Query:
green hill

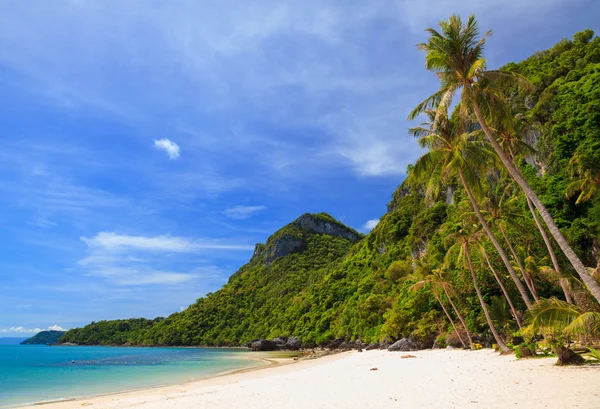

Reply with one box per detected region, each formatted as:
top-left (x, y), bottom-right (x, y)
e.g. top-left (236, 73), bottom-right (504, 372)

top-left (21, 331), bottom-right (66, 345)
top-left (60, 30), bottom-right (600, 348)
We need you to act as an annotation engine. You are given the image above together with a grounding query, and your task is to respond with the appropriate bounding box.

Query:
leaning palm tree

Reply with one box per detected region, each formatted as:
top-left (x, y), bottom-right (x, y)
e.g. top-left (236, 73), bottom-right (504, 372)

top-left (410, 14), bottom-right (600, 303)
top-left (491, 110), bottom-right (573, 304)
top-left (431, 267), bottom-right (475, 349)
top-left (481, 187), bottom-right (539, 301)
top-left (477, 243), bottom-right (523, 330)
top-left (442, 220), bottom-right (511, 352)
top-left (408, 268), bottom-right (473, 349)
top-left (409, 108), bottom-right (533, 309)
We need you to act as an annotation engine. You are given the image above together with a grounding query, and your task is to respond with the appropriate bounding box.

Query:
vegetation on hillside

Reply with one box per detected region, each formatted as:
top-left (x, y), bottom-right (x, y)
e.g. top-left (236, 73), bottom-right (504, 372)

top-left (61, 19), bottom-right (600, 361)
top-left (20, 330), bottom-right (66, 345)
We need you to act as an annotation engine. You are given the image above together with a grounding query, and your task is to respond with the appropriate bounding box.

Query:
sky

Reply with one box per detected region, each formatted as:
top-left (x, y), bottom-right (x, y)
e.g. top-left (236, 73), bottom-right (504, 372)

top-left (1, 0), bottom-right (599, 336)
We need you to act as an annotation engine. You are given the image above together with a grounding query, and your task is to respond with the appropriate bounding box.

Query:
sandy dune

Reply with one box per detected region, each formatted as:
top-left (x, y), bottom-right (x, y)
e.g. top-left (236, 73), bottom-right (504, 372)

top-left (23, 349), bottom-right (600, 409)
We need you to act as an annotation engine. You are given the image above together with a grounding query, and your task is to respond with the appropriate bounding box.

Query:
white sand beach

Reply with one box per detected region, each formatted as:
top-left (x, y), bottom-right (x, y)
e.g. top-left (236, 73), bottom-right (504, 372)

top-left (23, 349), bottom-right (600, 409)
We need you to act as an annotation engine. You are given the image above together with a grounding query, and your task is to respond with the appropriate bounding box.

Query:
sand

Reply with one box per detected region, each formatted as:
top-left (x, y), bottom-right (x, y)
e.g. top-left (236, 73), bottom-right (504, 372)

top-left (23, 349), bottom-right (600, 409)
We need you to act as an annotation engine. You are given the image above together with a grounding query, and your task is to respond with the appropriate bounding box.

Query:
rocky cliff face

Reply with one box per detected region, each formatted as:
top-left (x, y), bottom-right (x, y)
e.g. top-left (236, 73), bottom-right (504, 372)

top-left (253, 213), bottom-right (362, 264)
top-left (293, 213), bottom-right (363, 242)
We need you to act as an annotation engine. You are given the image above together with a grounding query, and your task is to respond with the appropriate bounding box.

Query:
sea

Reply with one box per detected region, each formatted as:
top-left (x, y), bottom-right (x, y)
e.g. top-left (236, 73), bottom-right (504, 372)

top-left (0, 345), bottom-right (259, 408)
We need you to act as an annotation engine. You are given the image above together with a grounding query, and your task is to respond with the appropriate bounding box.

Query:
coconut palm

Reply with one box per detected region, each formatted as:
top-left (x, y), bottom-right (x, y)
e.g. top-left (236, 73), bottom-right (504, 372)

top-left (526, 297), bottom-right (600, 364)
top-left (479, 246), bottom-right (523, 329)
top-left (565, 147), bottom-right (600, 204)
top-left (410, 14), bottom-right (600, 303)
top-left (409, 108), bottom-right (534, 309)
top-left (490, 110), bottom-right (573, 304)
top-left (408, 268), bottom-right (473, 349)
top-left (481, 187), bottom-right (539, 301)
top-left (442, 220), bottom-right (511, 352)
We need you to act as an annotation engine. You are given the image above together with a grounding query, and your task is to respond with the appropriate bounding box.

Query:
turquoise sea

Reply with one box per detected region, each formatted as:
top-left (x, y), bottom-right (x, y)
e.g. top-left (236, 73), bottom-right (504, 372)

top-left (0, 345), bottom-right (259, 408)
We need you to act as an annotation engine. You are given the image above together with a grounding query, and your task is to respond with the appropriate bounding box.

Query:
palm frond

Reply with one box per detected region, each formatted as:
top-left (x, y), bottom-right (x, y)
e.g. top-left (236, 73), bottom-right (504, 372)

top-left (526, 298), bottom-right (600, 336)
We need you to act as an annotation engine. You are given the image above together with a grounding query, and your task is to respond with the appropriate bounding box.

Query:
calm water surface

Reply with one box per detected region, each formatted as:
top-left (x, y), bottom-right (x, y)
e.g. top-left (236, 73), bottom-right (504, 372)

top-left (0, 345), bottom-right (258, 408)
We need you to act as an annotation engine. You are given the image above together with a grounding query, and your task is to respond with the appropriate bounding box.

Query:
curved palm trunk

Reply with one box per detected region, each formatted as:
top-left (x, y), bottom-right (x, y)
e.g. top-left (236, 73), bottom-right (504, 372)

top-left (434, 292), bottom-right (466, 348)
top-left (482, 249), bottom-right (523, 329)
top-left (458, 169), bottom-right (533, 309)
top-left (464, 243), bottom-right (510, 352)
top-left (472, 103), bottom-right (600, 304)
top-left (442, 287), bottom-right (474, 349)
top-left (525, 197), bottom-right (573, 303)
top-left (498, 224), bottom-right (539, 301)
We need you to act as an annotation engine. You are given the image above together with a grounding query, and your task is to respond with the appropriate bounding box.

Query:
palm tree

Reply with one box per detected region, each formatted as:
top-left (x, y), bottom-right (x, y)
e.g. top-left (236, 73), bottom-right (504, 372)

top-left (526, 297), bottom-right (600, 364)
top-left (481, 187), bottom-right (539, 301)
top-left (565, 147), bottom-right (600, 204)
top-left (409, 108), bottom-right (534, 309)
top-left (491, 110), bottom-right (573, 304)
top-left (442, 220), bottom-right (511, 352)
top-left (410, 14), bottom-right (600, 303)
top-left (524, 196), bottom-right (573, 303)
top-left (408, 268), bottom-right (473, 349)
top-left (478, 246), bottom-right (523, 330)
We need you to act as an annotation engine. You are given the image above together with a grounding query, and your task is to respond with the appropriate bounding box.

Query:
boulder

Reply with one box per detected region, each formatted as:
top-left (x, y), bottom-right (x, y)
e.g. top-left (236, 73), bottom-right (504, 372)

top-left (271, 337), bottom-right (288, 347)
top-left (249, 339), bottom-right (277, 351)
top-left (388, 338), bottom-right (417, 352)
top-left (354, 339), bottom-right (367, 349)
top-left (365, 343), bottom-right (380, 351)
top-left (326, 338), bottom-right (345, 349)
top-left (285, 337), bottom-right (302, 350)
top-left (554, 346), bottom-right (585, 366)
top-left (379, 341), bottom-right (391, 350)
top-left (339, 341), bottom-right (354, 350)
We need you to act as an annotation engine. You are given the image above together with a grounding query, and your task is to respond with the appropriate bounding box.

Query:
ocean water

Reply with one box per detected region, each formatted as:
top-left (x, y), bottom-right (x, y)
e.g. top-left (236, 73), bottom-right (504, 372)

top-left (0, 345), bottom-right (259, 408)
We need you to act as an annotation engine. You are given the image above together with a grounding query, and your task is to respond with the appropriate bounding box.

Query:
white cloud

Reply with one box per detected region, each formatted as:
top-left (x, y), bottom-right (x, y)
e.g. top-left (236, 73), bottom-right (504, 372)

top-left (223, 205), bottom-right (267, 219)
top-left (153, 138), bottom-right (180, 160)
top-left (0, 326), bottom-right (42, 334)
top-left (363, 219), bottom-right (379, 231)
top-left (78, 233), bottom-right (248, 286)
top-left (0, 325), bottom-right (67, 334)
top-left (81, 232), bottom-right (254, 252)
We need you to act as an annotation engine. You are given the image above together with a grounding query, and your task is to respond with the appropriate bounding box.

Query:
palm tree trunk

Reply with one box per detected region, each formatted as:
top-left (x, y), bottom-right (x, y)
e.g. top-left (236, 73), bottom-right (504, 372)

top-left (472, 102), bottom-right (600, 304)
top-left (482, 249), bottom-right (523, 329)
top-left (442, 287), bottom-right (474, 349)
top-left (525, 197), bottom-right (573, 303)
top-left (434, 293), bottom-right (466, 348)
top-left (464, 243), bottom-right (510, 352)
top-left (458, 169), bottom-right (533, 309)
top-left (498, 224), bottom-right (539, 301)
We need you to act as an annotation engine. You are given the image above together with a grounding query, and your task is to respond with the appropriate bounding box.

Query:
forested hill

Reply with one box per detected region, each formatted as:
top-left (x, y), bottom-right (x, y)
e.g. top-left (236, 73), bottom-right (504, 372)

top-left (60, 30), bottom-right (600, 348)
top-left (60, 213), bottom-right (364, 346)
top-left (21, 330), bottom-right (66, 345)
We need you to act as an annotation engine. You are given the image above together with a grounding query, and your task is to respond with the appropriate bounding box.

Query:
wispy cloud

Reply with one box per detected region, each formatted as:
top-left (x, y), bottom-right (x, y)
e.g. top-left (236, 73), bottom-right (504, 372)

top-left (223, 205), bottom-right (267, 219)
top-left (78, 232), bottom-right (253, 286)
top-left (363, 218), bottom-right (379, 231)
top-left (81, 232), bottom-right (254, 252)
top-left (0, 325), bottom-right (67, 334)
top-left (153, 138), bottom-right (180, 160)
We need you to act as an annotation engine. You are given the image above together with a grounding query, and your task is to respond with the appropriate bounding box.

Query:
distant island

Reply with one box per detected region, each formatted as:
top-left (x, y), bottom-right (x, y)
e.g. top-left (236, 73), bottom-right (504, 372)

top-left (21, 330), bottom-right (66, 345)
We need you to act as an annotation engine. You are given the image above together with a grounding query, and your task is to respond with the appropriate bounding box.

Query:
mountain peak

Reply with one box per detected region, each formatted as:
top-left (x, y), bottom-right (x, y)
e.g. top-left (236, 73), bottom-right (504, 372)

top-left (253, 213), bottom-right (362, 264)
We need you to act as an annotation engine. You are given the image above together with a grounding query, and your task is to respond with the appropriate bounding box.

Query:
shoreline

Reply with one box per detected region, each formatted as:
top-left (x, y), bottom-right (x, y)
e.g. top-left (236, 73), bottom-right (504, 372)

top-left (16, 351), bottom-right (303, 409)
top-left (17, 349), bottom-right (600, 409)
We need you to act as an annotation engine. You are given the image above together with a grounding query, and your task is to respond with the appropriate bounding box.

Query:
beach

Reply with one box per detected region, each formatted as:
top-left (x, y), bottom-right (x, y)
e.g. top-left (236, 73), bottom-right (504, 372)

top-left (21, 349), bottom-right (600, 409)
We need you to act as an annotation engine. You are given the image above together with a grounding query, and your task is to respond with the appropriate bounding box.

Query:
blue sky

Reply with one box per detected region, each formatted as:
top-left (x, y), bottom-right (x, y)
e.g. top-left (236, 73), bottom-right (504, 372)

top-left (1, 0), bottom-right (599, 336)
